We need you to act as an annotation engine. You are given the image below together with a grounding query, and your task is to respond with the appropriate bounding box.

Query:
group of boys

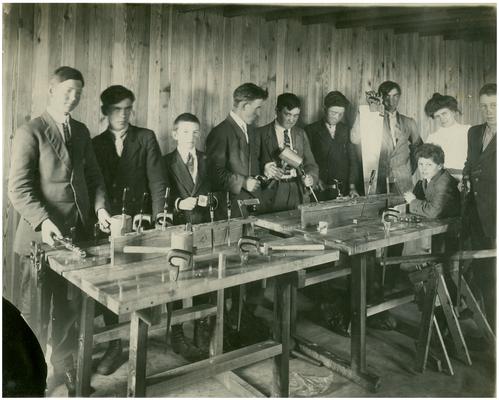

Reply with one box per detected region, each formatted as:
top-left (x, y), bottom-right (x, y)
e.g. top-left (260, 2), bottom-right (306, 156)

top-left (8, 65), bottom-right (496, 396)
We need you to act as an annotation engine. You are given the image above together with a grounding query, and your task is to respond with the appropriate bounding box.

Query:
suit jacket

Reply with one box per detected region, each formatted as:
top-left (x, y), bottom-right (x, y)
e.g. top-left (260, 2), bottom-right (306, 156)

top-left (305, 120), bottom-right (358, 195)
top-left (206, 115), bottom-right (264, 218)
top-left (257, 121), bottom-right (319, 201)
top-left (376, 112), bottom-right (422, 194)
top-left (8, 111), bottom-right (109, 255)
top-left (163, 149), bottom-right (210, 225)
top-left (462, 124), bottom-right (497, 238)
top-left (92, 125), bottom-right (167, 218)
top-left (410, 169), bottom-right (460, 219)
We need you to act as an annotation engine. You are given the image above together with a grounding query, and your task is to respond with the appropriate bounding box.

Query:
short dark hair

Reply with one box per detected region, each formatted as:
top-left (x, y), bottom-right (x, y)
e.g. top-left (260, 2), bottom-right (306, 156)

top-left (378, 81), bottom-right (401, 97)
top-left (233, 83), bottom-right (268, 107)
top-left (416, 143), bottom-right (445, 165)
top-left (51, 66), bottom-right (84, 87)
top-left (424, 93), bottom-right (460, 118)
top-left (100, 85), bottom-right (135, 115)
top-left (276, 93), bottom-right (301, 112)
top-left (174, 112), bottom-right (200, 127)
top-left (479, 83), bottom-right (497, 97)
top-left (324, 91), bottom-right (350, 109)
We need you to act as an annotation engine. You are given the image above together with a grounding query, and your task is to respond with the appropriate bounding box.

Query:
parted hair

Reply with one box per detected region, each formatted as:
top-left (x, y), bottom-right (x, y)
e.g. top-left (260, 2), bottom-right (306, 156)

top-left (100, 85), bottom-right (135, 115)
top-left (173, 112), bottom-right (200, 127)
top-left (233, 83), bottom-right (269, 106)
top-left (479, 83), bottom-right (497, 97)
top-left (276, 93), bottom-right (301, 112)
top-left (424, 93), bottom-right (460, 118)
top-left (51, 66), bottom-right (84, 87)
top-left (378, 80), bottom-right (401, 97)
top-left (416, 143), bottom-right (445, 165)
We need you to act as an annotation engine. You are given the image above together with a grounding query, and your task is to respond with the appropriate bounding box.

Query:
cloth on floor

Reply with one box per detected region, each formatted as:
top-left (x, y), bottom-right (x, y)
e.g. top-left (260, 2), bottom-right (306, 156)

top-left (289, 371), bottom-right (335, 397)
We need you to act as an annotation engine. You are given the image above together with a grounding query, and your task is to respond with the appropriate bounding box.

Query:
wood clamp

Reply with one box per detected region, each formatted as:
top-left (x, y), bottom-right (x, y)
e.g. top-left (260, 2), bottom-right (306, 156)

top-left (166, 248), bottom-right (193, 282)
top-left (156, 187), bottom-right (173, 230)
top-left (237, 236), bottom-right (325, 258)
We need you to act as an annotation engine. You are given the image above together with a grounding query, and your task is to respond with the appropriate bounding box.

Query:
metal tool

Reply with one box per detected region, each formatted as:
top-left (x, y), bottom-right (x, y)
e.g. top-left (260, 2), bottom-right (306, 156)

top-left (208, 192), bottom-right (218, 252)
top-left (456, 177), bottom-right (470, 311)
top-left (225, 192), bottom-right (231, 246)
top-left (52, 235), bottom-right (87, 258)
top-left (358, 169), bottom-right (376, 220)
top-left (93, 222), bottom-right (100, 245)
top-left (134, 192), bottom-right (149, 233)
top-left (381, 208), bottom-right (400, 232)
top-left (238, 236), bottom-right (325, 257)
top-left (278, 147), bottom-right (319, 203)
top-left (237, 198), bottom-right (260, 218)
top-left (157, 187), bottom-right (173, 230)
top-left (121, 187), bottom-right (129, 232)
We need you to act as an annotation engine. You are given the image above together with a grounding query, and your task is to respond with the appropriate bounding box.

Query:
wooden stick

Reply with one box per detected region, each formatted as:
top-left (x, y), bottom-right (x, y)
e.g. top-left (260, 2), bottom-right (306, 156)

top-left (123, 245), bottom-right (171, 254)
top-left (269, 244), bottom-right (325, 251)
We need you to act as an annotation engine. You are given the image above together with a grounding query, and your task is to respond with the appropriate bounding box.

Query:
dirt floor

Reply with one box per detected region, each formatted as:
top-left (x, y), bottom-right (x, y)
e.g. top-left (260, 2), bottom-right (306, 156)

top-left (48, 292), bottom-right (496, 397)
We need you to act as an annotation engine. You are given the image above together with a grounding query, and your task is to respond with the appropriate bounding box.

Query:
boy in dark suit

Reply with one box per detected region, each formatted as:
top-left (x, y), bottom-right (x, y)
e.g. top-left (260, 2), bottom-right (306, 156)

top-left (163, 113), bottom-right (212, 361)
top-left (206, 83), bottom-right (269, 218)
top-left (403, 143), bottom-right (460, 218)
top-left (258, 92), bottom-right (319, 212)
top-left (461, 83), bottom-right (497, 330)
top-left (164, 113), bottom-right (210, 225)
top-left (305, 91), bottom-right (359, 200)
top-left (8, 67), bottom-right (111, 395)
top-left (92, 85), bottom-right (168, 375)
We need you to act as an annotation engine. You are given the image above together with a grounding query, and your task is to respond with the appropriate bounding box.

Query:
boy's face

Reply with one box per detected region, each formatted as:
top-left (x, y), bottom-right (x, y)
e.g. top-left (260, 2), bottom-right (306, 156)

top-left (173, 121), bottom-right (200, 149)
top-left (479, 94), bottom-right (497, 126)
top-left (276, 106), bottom-right (300, 130)
top-left (241, 99), bottom-right (264, 125)
top-left (418, 157), bottom-right (442, 181)
top-left (107, 98), bottom-right (133, 131)
top-left (325, 106), bottom-right (345, 126)
top-left (382, 88), bottom-right (400, 113)
top-left (49, 79), bottom-right (83, 114)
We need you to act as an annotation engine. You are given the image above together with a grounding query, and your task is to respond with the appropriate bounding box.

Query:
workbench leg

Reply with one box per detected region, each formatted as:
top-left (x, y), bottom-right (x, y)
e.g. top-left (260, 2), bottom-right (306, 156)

top-left (351, 253), bottom-right (367, 374)
top-left (127, 312), bottom-right (149, 397)
top-left (272, 275), bottom-right (291, 397)
top-left (415, 266), bottom-right (438, 373)
top-left (436, 272), bottom-right (471, 366)
top-left (211, 287), bottom-right (224, 357)
top-left (290, 283), bottom-right (298, 336)
top-left (76, 294), bottom-right (95, 397)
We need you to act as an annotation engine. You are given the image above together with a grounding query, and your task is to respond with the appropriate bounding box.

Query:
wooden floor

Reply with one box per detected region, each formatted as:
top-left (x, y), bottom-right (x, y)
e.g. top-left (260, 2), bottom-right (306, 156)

top-left (48, 298), bottom-right (496, 397)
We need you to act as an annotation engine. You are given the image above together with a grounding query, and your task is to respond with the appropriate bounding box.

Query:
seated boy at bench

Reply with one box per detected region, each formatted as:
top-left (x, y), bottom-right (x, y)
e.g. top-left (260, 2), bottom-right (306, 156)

top-left (163, 113), bottom-right (212, 361)
top-left (403, 143), bottom-right (460, 219)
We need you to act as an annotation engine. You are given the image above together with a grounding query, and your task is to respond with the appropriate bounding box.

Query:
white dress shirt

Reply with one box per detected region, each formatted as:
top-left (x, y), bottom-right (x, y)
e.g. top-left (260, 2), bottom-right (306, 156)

top-left (387, 111), bottom-right (398, 147)
top-left (425, 122), bottom-right (470, 170)
top-left (178, 147), bottom-right (198, 183)
top-left (46, 106), bottom-right (71, 142)
top-left (109, 126), bottom-right (128, 157)
top-left (325, 121), bottom-right (337, 139)
top-left (274, 121), bottom-right (294, 150)
top-left (230, 111), bottom-right (248, 143)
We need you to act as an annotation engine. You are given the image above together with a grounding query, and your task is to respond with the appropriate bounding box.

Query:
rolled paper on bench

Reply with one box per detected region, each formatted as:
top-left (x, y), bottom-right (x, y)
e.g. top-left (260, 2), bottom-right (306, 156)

top-left (110, 214), bottom-right (132, 238)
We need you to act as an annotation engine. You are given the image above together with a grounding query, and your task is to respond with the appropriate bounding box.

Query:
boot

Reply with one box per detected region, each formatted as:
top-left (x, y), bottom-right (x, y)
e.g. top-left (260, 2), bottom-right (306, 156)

top-left (96, 339), bottom-right (123, 375)
top-left (194, 317), bottom-right (213, 353)
top-left (170, 324), bottom-right (207, 362)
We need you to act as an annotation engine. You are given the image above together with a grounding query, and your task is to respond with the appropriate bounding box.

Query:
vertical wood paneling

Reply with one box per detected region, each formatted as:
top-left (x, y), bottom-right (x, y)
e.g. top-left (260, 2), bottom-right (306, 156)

top-left (3, 3), bottom-right (496, 301)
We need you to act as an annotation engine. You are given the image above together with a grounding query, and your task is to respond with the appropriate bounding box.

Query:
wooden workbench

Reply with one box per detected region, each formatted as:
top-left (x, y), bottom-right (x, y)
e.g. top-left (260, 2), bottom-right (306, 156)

top-left (46, 235), bottom-right (340, 397)
top-left (255, 209), bottom-right (459, 391)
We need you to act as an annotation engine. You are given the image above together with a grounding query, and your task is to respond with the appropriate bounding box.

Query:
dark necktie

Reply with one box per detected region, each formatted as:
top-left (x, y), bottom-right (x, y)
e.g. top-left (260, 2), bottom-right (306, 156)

top-left (284, 129), bottom-right (291, 148)
top-left (423, 179), bottom-right (428, 191)
top-left (186, 152), bottom-right (195, 178)
top-left (62, 122), bottom-right (72, 159)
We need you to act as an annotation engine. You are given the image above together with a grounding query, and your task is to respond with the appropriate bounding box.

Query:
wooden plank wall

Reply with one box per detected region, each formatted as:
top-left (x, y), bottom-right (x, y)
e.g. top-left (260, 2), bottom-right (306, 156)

top-left (2, 3), bottom-right (496, 304)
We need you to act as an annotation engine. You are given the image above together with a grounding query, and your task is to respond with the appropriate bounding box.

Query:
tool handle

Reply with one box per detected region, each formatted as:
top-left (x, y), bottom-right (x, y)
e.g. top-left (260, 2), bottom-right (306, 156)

top-left (166, 249), bottom-right (193, 268)
top-left (270, 244), bottom-right (325, 251)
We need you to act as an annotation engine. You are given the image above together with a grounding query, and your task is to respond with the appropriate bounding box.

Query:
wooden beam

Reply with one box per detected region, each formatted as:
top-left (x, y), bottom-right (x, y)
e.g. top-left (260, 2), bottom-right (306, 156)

top-left (371, 15), bottom-right (496, 32)
top-left (302, 7), bottom-right (418, 26)
top-left (334, 6), bottom-right (494, 29)
top-left (176, 4), bottom-right (222, 13)
top-left (444, 29), bottom-right (496, 42)
top-left (264, 6), bottom-right (346, 21)
top-left (222, 5), bottom-right (285, 18)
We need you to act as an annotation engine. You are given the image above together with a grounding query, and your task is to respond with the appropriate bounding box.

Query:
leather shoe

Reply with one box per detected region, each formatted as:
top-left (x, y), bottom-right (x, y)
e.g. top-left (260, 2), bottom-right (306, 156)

top-left (171, 325), bottom-right (207, 362)
top-left (320, 302), bottom-right (350, 337)
top-left (63, 368), bottom-right (77, 397)
top-left (96, 339), bottom-right (123, 375)
top-left (194, 317), bottom-right (213, 353)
